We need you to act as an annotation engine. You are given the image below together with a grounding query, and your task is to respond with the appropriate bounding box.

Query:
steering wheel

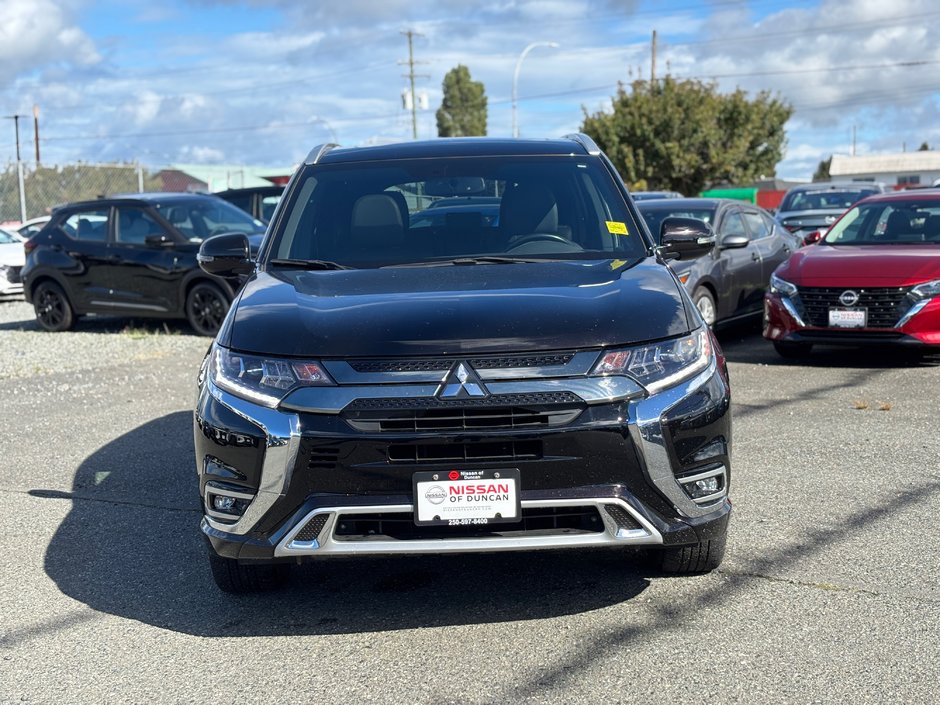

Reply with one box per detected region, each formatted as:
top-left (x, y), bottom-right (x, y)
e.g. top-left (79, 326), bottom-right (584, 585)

top-left (507, 232), bottom-right (572, 248)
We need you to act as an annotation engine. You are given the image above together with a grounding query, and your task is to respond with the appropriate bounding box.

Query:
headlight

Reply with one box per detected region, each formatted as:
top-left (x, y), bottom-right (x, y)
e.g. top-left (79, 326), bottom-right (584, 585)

top-left (911, 279), bottom-right (940, 300)
top-left (210, 345), bottom-right (334, 407)
top-left (591, 328), bottom-right (712, 394)
top-left (769, 272), bottom-right (798, 297)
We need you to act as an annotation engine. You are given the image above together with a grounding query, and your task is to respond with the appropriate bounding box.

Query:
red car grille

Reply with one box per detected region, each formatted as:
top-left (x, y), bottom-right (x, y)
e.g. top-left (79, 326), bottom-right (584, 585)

top-left (797, 286), bottom-right (911, 328)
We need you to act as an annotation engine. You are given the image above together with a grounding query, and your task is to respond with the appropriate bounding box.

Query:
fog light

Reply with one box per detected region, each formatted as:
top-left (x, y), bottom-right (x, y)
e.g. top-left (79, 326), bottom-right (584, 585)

top-left (213, 495), bottom-right (237, 512)
top-left (689, 477), bottom-right (719, 498)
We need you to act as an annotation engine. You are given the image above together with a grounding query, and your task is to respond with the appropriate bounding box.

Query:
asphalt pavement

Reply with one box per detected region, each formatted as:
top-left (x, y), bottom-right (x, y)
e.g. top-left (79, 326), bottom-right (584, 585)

top-left (1, 300), bottom-right (938, 704)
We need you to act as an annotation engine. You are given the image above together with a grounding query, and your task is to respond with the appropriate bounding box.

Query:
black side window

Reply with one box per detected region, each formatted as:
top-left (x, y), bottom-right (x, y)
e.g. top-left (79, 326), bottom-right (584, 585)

top-left (719, 210), bottom-right (748, 238)
top-left (62, 209), bottom-right (109, 242)
top-left (115, 207), bottom-right (166, 245)
top-left (741, 210), bottom-right (770, 240)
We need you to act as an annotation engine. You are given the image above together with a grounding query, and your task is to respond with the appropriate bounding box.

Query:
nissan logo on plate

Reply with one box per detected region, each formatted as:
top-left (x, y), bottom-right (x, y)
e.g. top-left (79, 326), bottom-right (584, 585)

top-left (424, 486), bottom-right (447, 505)
top-left (839, 290), bottom-right (860, 307)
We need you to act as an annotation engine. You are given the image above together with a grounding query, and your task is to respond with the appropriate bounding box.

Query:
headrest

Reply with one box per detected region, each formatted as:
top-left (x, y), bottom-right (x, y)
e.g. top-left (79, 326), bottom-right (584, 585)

top-left (500, 182), bottom-right (558, 238)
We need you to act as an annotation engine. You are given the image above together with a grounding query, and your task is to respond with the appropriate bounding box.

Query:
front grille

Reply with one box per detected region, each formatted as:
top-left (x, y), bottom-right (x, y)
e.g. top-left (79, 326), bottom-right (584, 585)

top-left (344, 393), bottom-right (584, 432)
top-left (347, 353), bottom-right (576, 373)
top-left (797, 286), bottom-right (911, 328)
top-left (387, 439), bottom-right (542, 464)
top-left (294, 514), bottom-right (329, 542)
top-left (333, 506), bottom-right (604, 540)
top-left (307, 446), bottom-right (340, 472)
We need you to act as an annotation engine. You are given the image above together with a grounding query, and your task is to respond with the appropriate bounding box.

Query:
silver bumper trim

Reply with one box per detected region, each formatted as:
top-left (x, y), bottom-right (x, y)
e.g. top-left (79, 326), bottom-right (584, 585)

top-left (273, 498), bottom-right (663, 557)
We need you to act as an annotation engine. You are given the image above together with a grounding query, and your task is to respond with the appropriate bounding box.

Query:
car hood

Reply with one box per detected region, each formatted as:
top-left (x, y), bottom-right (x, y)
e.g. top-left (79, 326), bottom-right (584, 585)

top-left (779, 244), bottom-right (940, 287)
top-left (221, 258), bottom-right (693, 357)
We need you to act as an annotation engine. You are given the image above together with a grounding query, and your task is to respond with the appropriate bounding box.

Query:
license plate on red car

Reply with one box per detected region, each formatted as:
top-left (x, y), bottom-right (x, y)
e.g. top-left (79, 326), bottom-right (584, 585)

top-left (828, 308), bottom-right (867, 328)
top-left (413, 469), bottom-right (521, 526)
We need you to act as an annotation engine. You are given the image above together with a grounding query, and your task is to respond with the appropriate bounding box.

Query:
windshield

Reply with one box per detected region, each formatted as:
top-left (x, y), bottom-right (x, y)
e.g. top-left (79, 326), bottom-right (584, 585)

top-left (0, 228), bottom-right (19, 244)
top-left (266, 156), bottom-right (648, 267)
top-left (636, 206), bottom-right (715, 244)
top-left (153, 197), bottom-right (265, 242)
top-left (780, 189), bottom-right (876, 212)
top-left (824, 201), bottom-right (940, 245)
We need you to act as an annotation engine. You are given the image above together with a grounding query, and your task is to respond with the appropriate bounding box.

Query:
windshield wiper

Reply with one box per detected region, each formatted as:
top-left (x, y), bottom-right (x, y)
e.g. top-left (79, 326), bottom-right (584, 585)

top-left (268, 258), bottom-right (352, 270)
top-left (383, 256), bottom-right (544, 268)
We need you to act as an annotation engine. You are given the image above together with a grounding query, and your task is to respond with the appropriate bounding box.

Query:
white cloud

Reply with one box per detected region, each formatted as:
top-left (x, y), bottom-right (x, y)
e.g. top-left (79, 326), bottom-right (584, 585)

top-left (0, 0), bottom-right (99, 83)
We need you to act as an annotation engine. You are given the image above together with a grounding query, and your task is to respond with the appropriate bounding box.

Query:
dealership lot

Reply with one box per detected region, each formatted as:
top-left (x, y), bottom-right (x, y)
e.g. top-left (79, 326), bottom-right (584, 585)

top-left (0, 300), bottom-right (938, 704)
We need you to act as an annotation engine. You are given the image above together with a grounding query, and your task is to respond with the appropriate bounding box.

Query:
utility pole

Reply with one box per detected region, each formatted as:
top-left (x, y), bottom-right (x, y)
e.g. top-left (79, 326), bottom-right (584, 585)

top-left (5, 114), bottom-right (27, 222)
top-left (399, 30), bottom-right (428, 140)
top-left (33, 105), bottom-right (40, 164)
top-left (651, 30), bottom-right (657, 83)
top-left (852, 124), bottom-right (857, 156)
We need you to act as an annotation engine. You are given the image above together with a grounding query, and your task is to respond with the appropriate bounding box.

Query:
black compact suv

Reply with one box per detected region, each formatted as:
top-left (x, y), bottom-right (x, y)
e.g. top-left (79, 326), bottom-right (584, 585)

top-left (21, 193), bottom-right (265, 335)
top-left (194, 135), bottom-right (732, 592)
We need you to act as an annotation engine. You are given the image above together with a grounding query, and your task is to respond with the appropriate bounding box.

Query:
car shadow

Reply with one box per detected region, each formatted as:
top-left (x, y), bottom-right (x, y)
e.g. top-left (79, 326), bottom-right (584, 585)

top-left (41, 411), bottom-right (650, 637)
top-left (715, 323), bottom-right (940, 368)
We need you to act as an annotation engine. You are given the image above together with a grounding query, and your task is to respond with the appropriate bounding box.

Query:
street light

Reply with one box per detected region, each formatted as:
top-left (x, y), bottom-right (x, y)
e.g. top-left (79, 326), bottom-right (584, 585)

top-left (512, 41), bottom-right (559, 138)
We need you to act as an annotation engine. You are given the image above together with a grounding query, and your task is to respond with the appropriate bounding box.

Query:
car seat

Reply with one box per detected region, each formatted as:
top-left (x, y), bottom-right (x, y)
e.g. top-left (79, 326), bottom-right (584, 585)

top-left (499, 182), bottom-right (558, 247)
top-left (348, 194), bottom-right (405, 261)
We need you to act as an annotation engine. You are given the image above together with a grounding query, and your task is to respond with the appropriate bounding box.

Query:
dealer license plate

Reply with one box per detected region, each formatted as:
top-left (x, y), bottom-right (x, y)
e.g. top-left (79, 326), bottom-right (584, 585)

top-left (828, 308), bottom-right (867, 328)
top-left (413, 469), bottom-right (521, 526)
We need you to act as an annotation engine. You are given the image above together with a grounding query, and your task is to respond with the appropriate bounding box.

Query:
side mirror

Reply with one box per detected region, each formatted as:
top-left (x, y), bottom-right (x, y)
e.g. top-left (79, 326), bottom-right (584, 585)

top-left (660, 217), bottom-right (716, 261)
top-left (803, 230), bottom-right (823, 245)
top-left (718, 234), bottom-right (749, 250)
top-left (198, 233), bottom-right (253, 276)
top-left (145, 233), bottom-right (174, 247)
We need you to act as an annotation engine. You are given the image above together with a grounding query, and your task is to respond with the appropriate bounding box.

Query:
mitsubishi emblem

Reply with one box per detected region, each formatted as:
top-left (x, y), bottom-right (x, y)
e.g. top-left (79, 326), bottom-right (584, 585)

top-left (436, 362), bottom-right (488, 399)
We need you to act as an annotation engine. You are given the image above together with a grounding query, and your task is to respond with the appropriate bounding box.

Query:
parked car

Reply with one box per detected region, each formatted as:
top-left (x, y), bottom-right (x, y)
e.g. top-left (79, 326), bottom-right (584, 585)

top-left (0, 227), bottom-right (25, 299)
top-left (764, 190), bottom-right (940, 357)
top-left (636, 198), bottom-right (801, 326)
top-left (631, 190), bottom-right (684, 201)
top-left (17, 216), bottom-right (51, 240)
top-left (777, 182), bottom-right (886, 244)
top-left (21, 193), bottom-right (265, 335)
top-left (216, 185), bottom-right (284, 224)
top-left (193, 134), bottom-right (732, 592)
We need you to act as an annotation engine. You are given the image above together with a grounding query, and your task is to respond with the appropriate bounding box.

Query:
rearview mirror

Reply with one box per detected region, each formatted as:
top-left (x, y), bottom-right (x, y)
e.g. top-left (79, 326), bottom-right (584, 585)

top-left (145, 233), bottom-right (174, 247)
top-left (719, 234), bottom-right (749, 249)
top-left (659, 217), bottom-right (715, 261)
top-left (803, 230), bottom-right (823, 245)
top-left (198, 233), bottom-right (253, 276)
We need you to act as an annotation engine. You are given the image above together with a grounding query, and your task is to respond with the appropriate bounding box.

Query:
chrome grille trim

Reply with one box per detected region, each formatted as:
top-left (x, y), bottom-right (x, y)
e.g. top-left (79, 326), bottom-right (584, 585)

top-left (274, 498), bottom-right (662, 556)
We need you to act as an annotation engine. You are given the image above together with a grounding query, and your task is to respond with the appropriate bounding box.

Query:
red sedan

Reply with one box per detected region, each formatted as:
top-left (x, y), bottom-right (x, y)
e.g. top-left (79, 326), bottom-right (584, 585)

top-left (764, 190), bottom-right (940, 358)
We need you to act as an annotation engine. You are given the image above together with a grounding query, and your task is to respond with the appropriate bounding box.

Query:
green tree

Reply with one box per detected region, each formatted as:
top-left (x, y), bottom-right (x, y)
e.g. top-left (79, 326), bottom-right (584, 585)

top-left (580, 78), bottom-right (793, 195)
top-left (436, 65), bottom-right (487, 137)
top-left (813, 156), bottom-right (832, 182)
top-left (918, 141), bottom-right (930, 151)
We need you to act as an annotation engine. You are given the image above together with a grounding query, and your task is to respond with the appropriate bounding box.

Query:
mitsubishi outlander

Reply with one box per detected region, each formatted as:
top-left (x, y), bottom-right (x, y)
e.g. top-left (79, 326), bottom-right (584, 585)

top-left (193, 135), bottom-right (732, 592)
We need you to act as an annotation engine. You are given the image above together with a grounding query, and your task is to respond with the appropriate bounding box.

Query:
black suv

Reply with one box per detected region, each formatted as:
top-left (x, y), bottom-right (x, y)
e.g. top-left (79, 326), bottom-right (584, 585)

top-left (194, 135), bottom-right (732, 593)
top-left (21, 193), bottom-right (265, 335)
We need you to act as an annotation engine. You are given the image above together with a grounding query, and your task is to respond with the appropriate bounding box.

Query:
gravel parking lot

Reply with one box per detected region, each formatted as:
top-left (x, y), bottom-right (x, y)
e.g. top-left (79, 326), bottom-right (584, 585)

top-left (1, 299), bottom-right (938, 704)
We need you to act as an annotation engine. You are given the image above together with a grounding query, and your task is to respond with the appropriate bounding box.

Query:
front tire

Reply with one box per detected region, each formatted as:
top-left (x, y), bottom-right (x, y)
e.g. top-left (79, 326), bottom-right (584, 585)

top-left (186, 282), bottom-right (229, 336)
top-left (33, 281), bottom-right (75, 332)
top-left (773, 341), bottom-right (813, 359)
top-left (658, 531), bottom-right (726, 574)
top-left (208, 553), bottom-right (290, 594)
top-left (692, 286), bottom-right (717, 327)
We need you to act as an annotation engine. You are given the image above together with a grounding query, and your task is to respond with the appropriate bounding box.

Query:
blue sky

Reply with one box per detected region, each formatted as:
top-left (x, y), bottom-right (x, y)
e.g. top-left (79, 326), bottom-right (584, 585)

top-left (2, 0), bottom-right (939, 181)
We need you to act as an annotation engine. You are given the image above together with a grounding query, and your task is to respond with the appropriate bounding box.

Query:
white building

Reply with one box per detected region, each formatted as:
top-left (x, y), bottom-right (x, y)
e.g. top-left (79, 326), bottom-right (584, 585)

top-left (829, 152), bottom-right (940, 188)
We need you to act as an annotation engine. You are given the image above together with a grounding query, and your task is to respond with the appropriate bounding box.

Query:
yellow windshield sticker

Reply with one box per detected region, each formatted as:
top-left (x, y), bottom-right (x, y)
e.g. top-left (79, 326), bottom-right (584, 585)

top-left (610, 259), bottom-right (628, 270)
top-left (606, 221), bottom-right (628, 235)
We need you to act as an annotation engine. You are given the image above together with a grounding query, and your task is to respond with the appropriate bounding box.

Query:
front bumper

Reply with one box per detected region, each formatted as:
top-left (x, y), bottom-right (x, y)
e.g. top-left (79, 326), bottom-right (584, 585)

top-left (764, 292), bottom-right (940, 347)
top-left (194, 349), bottom-right (732, 562)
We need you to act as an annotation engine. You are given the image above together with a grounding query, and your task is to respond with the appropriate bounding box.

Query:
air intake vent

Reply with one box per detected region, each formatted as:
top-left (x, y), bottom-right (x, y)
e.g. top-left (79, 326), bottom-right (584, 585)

top-left (387, 440), bottom-right (542, 464)
top-left (294, 514), bottom-right (329, 542)
top-left (604, 504), bottom-right (641, 531)
top-left (307, 446), bottom-right (340, 472)
top-left (347, 352), bottom-right (576, 373)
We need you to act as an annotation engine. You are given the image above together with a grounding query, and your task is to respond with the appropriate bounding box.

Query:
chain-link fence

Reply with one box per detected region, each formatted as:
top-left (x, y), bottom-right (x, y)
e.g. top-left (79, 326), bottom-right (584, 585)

top-left (0, 162), bottom-right (163, 223)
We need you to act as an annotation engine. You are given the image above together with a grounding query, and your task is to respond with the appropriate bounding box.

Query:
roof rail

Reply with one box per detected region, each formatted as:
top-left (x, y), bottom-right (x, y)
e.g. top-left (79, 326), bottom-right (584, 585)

top-left (563, 133), bottom-right (601, 156)
top-left (304, 143), bottom-right (340, 165)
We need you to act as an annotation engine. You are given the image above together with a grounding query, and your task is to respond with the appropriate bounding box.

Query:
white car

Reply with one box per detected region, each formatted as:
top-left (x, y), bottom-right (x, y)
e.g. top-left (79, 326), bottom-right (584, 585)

top-left (0, 227), bottom-right (25, 298)
top-left (16, 216), bottom-right (50, 240)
